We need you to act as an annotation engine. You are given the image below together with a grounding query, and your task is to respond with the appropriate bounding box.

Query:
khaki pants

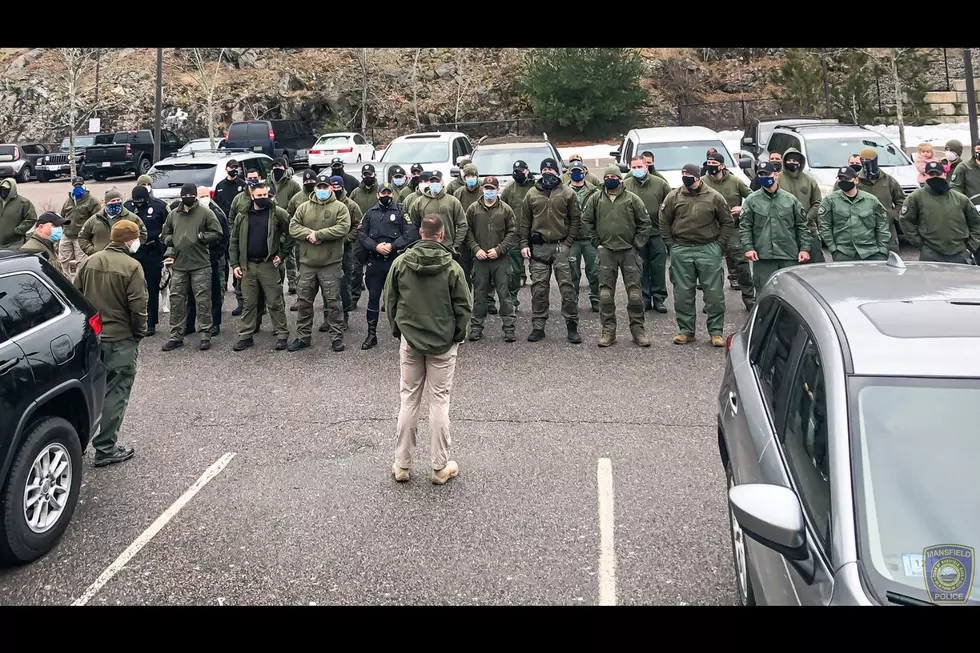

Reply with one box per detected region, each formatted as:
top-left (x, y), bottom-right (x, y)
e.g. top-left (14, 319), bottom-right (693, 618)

top-left (58, 238), bottom-right (87, 278)
top-left (394, 336), bottom-right (459, 472)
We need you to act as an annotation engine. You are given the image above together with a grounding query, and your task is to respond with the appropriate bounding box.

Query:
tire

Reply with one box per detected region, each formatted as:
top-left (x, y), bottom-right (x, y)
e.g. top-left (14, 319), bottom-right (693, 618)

top-left (726, 460), bottom-right (756, 606)
top-left (94, 172), bottom-right (108, 182)
top-left (17, 165), bottom-right (32, 183)
top-left (137, 157), bottom-right (151, 175)
top-left (0, 417), bottom-right (83, 565)
top-left (37, 171), bottom-right (50, 183)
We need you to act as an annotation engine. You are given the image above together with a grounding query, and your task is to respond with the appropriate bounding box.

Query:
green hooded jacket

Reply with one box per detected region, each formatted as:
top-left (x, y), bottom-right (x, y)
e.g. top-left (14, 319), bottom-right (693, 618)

top-left (700, 169), bottom-right (750, 209)
top-left (739, 187), bottom-right (810, 260)
top-left (623, 171), bottom-right (672, 237)
top-left (60, 187), bottom-right (102, 240)
top-left (407, 187), bottom-right (468, 254)
top-left (464, 198), bottom-right (518, 255)
top-left (333, 188), bottom-right (363, 244)
top-left (229, 204), bottom-right (293, 271)
top-left (287, 187), bottom-right (312, 218)
top-left (350, 180), bottom-right (381, 217)
top-left (568, 182), bottom-right (601, 237)
top-left (561, 169), bottom-right (602, 187)
top-left (288, 191), bottom-right (351, 267)
top-left (161, 200), bottom-right (224, 271)
top-left (72, 241), bottom-right (148, 342)
top-left (777, 148), bottom-right (823, 238)
top-left (899, 185), bottom-right (980, 255)
top-left (518, 180), bottom-right (582, 249)
top-left (501, 175), bottom-right (536, 215)
top-left (856, 170), bottom-right (906, 223)
top-left (21, 234), bottom-right (66, 277)
top-left (270, 173), bottom-right (302, 211)
top-left (582, 188), bottom-right (651, 251)
top-left (452, 164), bottom-right (483, 207)
top-left (78, 207), bottom-right (148, 256)
top-left (817, 189), bottom-right (890, 259)
top-left (950, 157), bottom-right (980, 201)
top-left (0, 179), bottom-right (37, 249)
top-left (384, 238), bottom-right (472, 355)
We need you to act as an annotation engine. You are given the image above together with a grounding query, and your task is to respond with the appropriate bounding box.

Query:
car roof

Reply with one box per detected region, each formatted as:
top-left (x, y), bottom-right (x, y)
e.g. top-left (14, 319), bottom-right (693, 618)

top-left (756, 115), bottom-right (823, 124)
top-left (773, 124), bottom-right (878, 139)
top-left (784, 260), bottom-right (980, 378)
top-left (154, 151), bottom-right (270, 166)
top-left (389, 132), bottom-right (465, 143)
top-left (475, 135), bottom-right (551, 146)
top-left (632, 126), bottom-right (723, 142)
top-left (316, 132), bottom-right (356, 138)
top-left (474, 140), bottom-right (554, 150)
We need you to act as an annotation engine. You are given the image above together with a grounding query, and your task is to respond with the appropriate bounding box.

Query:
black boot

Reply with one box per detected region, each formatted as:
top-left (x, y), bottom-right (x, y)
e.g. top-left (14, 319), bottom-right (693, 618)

top-left (361, 309), bottom-right (379, 350)
top-left (232, 298), bottom-right (243, 316)
top-left (566, 321), bottom-right (582, 344)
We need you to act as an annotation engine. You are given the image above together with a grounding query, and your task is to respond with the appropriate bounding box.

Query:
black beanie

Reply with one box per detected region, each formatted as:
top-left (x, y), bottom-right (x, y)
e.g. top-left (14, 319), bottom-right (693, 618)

top-left (180, 183), bottom-right (197, 196)
top-left (132, 185), bottom-right (150, 201)
top-left (540, 158), bottom-right (558, 172)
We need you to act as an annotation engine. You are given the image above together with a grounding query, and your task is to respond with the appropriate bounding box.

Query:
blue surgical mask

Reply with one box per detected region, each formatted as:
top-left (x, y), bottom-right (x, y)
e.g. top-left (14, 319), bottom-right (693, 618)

top-left (72, 186), bottom-right (85, 200)
top-left (465, 177), bottom-right (477, 188)
top-left (603, 178), bottom-right (621, 191)
top-left (315, 189), bottom-right (331, 201)
top-left (631, 168), bottom-right (647, 179)
top-left (758, 176), bottom-right (776, 189)
top-left (483, 189), bottom-right (497, 202)
top-left (393, 177), bottom-right (405, 187)
top-left (570, 170), bottom-right (585, 182)
top-left (429, 182), bottom-right (442, 195)
top-left (49, 226), bottom-right (64, 242)
top-left (105, 203), bottom-right (123, 216)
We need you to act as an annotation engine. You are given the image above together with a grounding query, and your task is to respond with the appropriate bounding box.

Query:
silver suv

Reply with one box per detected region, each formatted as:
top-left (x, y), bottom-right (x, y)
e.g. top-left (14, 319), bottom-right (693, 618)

top-left (146, 150), bottom-right (274, 202)
top-left (461, 135), bottom-right (566, 188)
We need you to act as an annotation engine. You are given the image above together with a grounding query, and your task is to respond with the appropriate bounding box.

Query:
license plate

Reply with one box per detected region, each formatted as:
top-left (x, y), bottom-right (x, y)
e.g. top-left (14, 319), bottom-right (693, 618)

top-left (101, 162), bottom-right (111, 168)
top-left (252, 146), bottom-right (262, 152)
top-left (44, 165), bottom-right (62, 171)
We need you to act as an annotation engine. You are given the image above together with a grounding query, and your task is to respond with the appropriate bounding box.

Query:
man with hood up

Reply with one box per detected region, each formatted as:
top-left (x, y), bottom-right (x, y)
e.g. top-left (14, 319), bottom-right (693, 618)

top-left (777, 147), bottom-right (824, 263)
top-left (21, 211), bottom-right (69, 278)
top-left (269, 157), bottom-right (302, 294)
top-left (0, 178), bottom-right (37, 251)
top-left (407, 170), bottom-right (468, 260)
top-left (59, 176), bottom-right (101, 274)
top-left (385, 214), bottom-right (471, 486)
top-left (78, 189), bottom-right (148, 256)
top-left (855, 147), bottom-right (905, 254)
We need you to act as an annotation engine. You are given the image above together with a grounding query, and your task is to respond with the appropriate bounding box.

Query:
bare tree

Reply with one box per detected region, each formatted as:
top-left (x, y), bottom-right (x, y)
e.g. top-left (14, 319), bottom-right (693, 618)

top-left (452, 50), bottom-right (471, 124)
top-left (57, 48), bottom-right (100, 179)
top-left (358, 49), bottom-right (369, 135)
top-left (411, 48), bottom-right (422, 128)
top-left (888, 49), bottom-right (907, 152)
top-left (188, 48), bottom-right (226, 150)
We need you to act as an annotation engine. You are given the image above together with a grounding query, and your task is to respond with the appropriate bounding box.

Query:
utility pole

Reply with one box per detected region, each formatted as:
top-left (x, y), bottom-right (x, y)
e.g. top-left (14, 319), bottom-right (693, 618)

top-left (153, 48), bottom-right (163, 163)
top-left (820, 49), bottom-right (832, 117)
top-left (94, 50), bottom-right (100, 112)
top-left (964, 49), bottom-right (979, 153)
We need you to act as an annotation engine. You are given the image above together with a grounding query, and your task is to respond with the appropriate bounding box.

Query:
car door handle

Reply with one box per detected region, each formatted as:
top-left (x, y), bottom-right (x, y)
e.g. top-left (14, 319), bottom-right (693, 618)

top-left (0, 358), bottom-right (19, 375)
top-left (728, 391), bottom-right (738, 415)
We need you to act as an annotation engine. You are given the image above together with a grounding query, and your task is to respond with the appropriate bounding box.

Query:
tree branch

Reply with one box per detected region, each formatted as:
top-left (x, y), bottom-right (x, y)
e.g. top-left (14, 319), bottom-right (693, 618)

top-left (412, 48), bottom-right (422, 128)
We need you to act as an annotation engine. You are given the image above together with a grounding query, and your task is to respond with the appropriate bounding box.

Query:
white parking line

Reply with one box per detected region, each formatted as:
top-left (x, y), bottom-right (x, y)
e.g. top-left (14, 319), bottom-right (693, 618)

top-left (71, 452), bottom-right (237, 606)
top-left (596, 457), bottom-right (617, 606)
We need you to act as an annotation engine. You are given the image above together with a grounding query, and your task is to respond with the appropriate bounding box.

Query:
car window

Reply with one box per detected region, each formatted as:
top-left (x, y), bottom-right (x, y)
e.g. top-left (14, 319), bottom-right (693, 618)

top-left (0, 273), bottom-right (65, 339)
top-left (767, 133), bottom-right (787, 155)
top-left (804, 135), bottom-right (911, 168)
top-left (634, 140), bottom-right (734, 171)
top-left (471, 146), bottom-right (554, 176)
top-left (452, 139), bottom-right (464, 162)
top-left (755, 304), bottom-right (804, 420)
top-left (381, 140), bottom-right (449, 164)
top-left (623, 138), bottom-right (634, 163)
top-left (353, 134), bottom-right (365, 145)
top-left (785, 135), bottom-right (802, 153)
top-left (461, 137), bottom-right (473, 155)
top-left (252, 157), bottom-right (272, 178)
top-left (148, 164), bottom-right (218, 189)
top-left (748, 296), bottom-right (780, 360)
top-left (315, 135), bottom-right (351, 147)
top-left (780, 337), bottom-right (831, 553)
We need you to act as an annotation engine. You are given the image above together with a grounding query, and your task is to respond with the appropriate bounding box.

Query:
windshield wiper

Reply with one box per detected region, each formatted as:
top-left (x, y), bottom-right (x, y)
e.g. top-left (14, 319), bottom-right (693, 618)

top-left (886, 591), bottom-right (937, 606)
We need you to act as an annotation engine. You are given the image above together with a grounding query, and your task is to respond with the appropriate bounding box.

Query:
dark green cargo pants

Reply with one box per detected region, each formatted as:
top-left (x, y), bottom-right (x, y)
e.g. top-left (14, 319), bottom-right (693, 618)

top-left (95, 338), bottom-right (138, 456)
top-left (670, 242), bottom-right (726, 338)
top-left (919, 245), bottom-right (975, 265)
top-left (169, 266), bottom-right (213, 342)
top-left (508, 247), bottom-right (524, 308)
top-left (598, 246), bottom-right (644, 334)
top-left (724, 223), bottom-right (754, 305)
top-left (297, 262), bottom-right (344, 341)
top-left (569, 238), bottom-right (599, 306)
top-left (285, 246), bottom-right (300, 292)
top-left (471, 258), bottom-right (516, 334)
top-left (239, 260), bottom-right (289, 339)
top-left (752, 258), bottom-right (798, 297)
top-left (529, 241), bottom-right (577, 330)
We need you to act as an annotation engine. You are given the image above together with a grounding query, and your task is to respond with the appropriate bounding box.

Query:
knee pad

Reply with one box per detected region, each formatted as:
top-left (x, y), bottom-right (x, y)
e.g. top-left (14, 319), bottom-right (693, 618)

top-left (599, 288), bottom-right (613, 303)
top-left (627, 287), bottom-right (642, 304)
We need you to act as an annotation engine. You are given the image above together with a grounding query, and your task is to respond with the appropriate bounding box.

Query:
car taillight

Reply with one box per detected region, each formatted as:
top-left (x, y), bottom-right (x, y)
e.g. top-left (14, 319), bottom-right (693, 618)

top-left (726, 334), bottom-right (734, 351)
top-left (88, 312), bottom-right (102, 336)
top-left (309, 148), bottom-right (320, 154)
top-left (209, 189), bottom-right (215, 199)
top-left (337, 147), bottom-right (353, 154)
top-left (12, 147), bottom-right (19, 161)
top-left (224, 131), bottom-right (230, 141)
top-left (269, 129), bottom-right (275, 141)
top-left (125, 144), bottom-right (132, 157)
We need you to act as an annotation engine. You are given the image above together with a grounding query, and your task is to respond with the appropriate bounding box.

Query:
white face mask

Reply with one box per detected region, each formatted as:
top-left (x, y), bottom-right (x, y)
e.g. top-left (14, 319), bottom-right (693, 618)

top-left (128, 240), bottom-right (140, 254)
top-left (946, 150), bottom-right (958, 162)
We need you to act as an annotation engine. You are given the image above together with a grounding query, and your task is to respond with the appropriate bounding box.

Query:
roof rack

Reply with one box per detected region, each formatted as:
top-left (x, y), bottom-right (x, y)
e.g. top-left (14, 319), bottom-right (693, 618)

top-left (216, 147), bottom-right (252, 153)
top-left (542, 132), bottom-right (549, 142)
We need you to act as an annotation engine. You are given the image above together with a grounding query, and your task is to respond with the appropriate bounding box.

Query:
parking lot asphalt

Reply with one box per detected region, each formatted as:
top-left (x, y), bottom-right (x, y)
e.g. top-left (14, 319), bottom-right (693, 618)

top-left (2, 175), bottom-right (917, 606)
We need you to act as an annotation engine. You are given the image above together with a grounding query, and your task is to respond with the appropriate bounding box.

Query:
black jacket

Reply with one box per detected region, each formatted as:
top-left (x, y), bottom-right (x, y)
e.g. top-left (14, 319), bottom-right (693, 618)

top-left (214, 177), bottom-right (248, 218)
top-left (124, 195), bottom-right (169, 259)
top-left (332, 169), bottom-right (359, 195)
top-left (357, 201), bottom-right (417, 257)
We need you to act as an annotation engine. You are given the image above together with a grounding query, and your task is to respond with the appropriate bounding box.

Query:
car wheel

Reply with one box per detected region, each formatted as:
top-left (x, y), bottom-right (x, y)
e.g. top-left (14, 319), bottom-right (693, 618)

top-left (37, 171), bottom-right (50, 183)
top-left (0, 417), bottom-right (83, 565)
top-left (138, 158), bottom-right (151, 175)
top-left (17, 165), bottom-right (32, 183)
top-left (726, 460), bottom-right (756, 606)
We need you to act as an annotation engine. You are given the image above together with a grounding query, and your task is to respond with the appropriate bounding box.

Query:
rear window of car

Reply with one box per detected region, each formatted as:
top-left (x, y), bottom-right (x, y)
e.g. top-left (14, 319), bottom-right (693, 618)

top-left (315, 135), bottom-right (351, 147)
top-left (228, 122), bottom-right (271, 141)
top-left (0, 146), bottom-right (16, 156)
top-left (112, 132), bottom-right (152, 144)
top-left (149, 163), bottom-right (217, 190)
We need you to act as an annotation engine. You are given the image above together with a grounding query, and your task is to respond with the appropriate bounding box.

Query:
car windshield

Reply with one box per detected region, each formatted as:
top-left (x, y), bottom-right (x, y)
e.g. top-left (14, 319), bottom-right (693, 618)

top-left (180, 140), bottom-right (219, 153)
top-left (315, 136), bottom-right (351, 147)
top-left (381, 141), bottom-right (450, 164)
top-left (850, 376), bottom-right (980, 605)
top-left (805, 135), bottom-right (910, 168)
top-left (0, 145), bottom-right (16, 156)
top-left (149, 164), bottom-right (217, 190)
top-left (471, 146), bottom-right (554, 175)
top-left (60, 136), bottom-right (95, 150)
top-left (635, 140), bottom-right (733, 170)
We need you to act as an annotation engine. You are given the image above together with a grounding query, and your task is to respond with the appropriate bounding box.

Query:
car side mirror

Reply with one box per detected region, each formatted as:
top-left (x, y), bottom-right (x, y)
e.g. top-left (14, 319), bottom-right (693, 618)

top-left (450, 167), bottom-right (461, 178)
top-left (729, 484), bottom-right (815, 584)
top-left (609, 149), bottom-right (621, 160)
top-left (618, 164), bottom-right (629, 174)
top-left (741, 136), bottom-right (754, 147)
top-left (739, 154), bottom-right (753, 170)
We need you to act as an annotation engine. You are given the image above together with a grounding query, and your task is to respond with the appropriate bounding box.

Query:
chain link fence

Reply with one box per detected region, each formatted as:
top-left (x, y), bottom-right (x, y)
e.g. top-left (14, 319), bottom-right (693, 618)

top-left (418, 118), bottom-right (547, 138)
top-left (678, 98), bottom-right (782, 132)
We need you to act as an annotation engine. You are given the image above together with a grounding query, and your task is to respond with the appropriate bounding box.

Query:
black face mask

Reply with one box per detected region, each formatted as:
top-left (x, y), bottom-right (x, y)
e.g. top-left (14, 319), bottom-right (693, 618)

top-left (409, 177), bottom-right (420, 189)
top-left (838, 180), bottom-right (855, 192)
top-left (303, 183), bottom-right (315, 194)
top-left (926, 177), bottom-right (949, 194)
top-left (863, 159), bottom-right (879, 178)
top-left (181, 197), bottom-right (196, 207)
top-left (379, 196), bottom-right (393, 207)
top-left (332, 167), bottom-right (344, 177)
top-left (513, 171), bottom-right (527, 183)
top-left (363, 177), bottom-right (376, 187)
top-left (253, 197), bottom-right (271, 210)
top-left (227, 169), bottom-right (239, 178)
top-left (540, 173), bottom-right (559, 189)
top-left (134, 199), bottom-right (148, 209)
top-left (647, 164), bottom-right (656, 173)
top-left (707, 166), bottom-right (722, 176)
top-left (770, 161), bottom-right (783, 172)
top-left (784, 161), bottom-right (801, 173)
top-left (272, 169), bottom-right (285, 182)
top-left (849, 163), bottom-right (863, 173)
top-left (974, 151), bottom-right (980, 161)
top-left (682, 176), bottom-right (696, 188)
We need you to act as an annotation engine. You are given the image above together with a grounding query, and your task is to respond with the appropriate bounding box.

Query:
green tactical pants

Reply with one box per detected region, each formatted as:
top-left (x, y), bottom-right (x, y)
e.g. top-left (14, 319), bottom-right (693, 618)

top-left (169, 266), bottom-right (213, 342)
top-left (297, 262), bottom-right (344, 341)
top-left (670, 242), bottom-right (726, 338)
top-left (471, 258), bottom-right (516, 334)
top-left (919, 244), bottom-right (975, 265)
top-left (508, 247), bottom-right (524, 308)
top-left (887, 219), bottom-right (900, 254)
top-left (598, 246), bottom-right (644, 334)
top-left (752, 259), bottom-right (798, 296)
top-left (830, 251), bottom-right (887, 262)
top-left (641, 235), bottom-right (668, 305)
top-left (807, 230), bottom-right (826, 263)
top-left (239, 260), bottom-right (289, 340)
top-left (285, 246), bottom-right (300, 292)
top-left (95, 338), bottom-right (138, 456)
top-left (529, 241), bottom-right (578, 330)
top-left (219, 253), bottom-right (229, 296)
top-left (569, 238), bottom-right (599, 305)
top-left (724, 228), bottom-right (754, 305)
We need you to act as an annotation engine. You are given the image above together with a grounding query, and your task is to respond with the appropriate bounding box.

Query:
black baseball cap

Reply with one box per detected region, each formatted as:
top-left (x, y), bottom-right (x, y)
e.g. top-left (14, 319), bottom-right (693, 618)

top-left (378, 182), bottom-right (395, 195)
top-left (707, 151), bottom-right (725, 164)
top-left (315, 172), bottom-right (332, 186)
top-left (362, 163), bottom-right (375, 175)
top-left (837, 166), bottom-right (857, 180)
top-left (681, 163), bottom-right (702, 177)
top-left (924, 161), bottom-right (945, 176)
top-left (226, 159), bottom-right (240, 169)
top-left (302, 169), bottom-right (317, 182)
top-left (513, 159), bottom-right (529, 171)
top-left (756, 161), bottom-right (777, 175)
top-left (419, 171), bottom-right (434, 182)
top-left (71, 176), bottom-right (84, 186)
top-left (429, 170), bottom-right (443, 180)
top-left (37, 211), bottom-right (69, 226)
top-left (390, 165), bottom-right (406, 177)
top-left (410, 163), bottom-right (424, 174)
top-left (330, 157), bottom-right (345, 167)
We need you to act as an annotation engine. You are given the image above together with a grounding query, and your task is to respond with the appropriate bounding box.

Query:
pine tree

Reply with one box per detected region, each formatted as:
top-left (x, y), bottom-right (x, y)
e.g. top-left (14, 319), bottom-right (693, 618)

top-left (772, 49), bottom-right (825, 116)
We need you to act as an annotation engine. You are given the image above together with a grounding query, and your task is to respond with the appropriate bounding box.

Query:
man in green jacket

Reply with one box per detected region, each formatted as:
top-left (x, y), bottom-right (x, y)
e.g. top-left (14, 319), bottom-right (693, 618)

top-left (501, 160), bottom-right (535, 309)
top-left (402, 171), bottom-right (432, 214)
top-left (288, 172), bottom-right (351, 352)
top-left (21, 211), bottom-right (69, 278)
top-left (72, 219), bottom-right (146, 468)
top-left (269, 157), bottom-right (302, 294)
top-left (900, 161), bottom-right (980, 264)
top-left (59, 177), bottom-right (101, 275)
top-left (446, 156), bottom-right (471, 195)
top-left (519, 157), bottom-right (583, 344)
top-left (856, 147), bottom-right (905, 254)
top-left (454, 163), bottom-right (495, 312)
top-left (561, 153), bottom-right (602, 187)
top-left (160, 183), bottom-right (224, 352)
top-left (407, 171), bottom-right (468, 258)
top-left (78, 190), bottom-right (147, 256)
top-left (567, 160), bottom-right (601, 313)
top-left (739, 161), bottom-right (811, 297)
top-left (582, 165), bottom-right (652, 348)
top-left (464, 176), bottom-right (517, 342)
top-left (640, 151), bottom-right (671, 185)
top-left (778, 147), bottom-right (824, 263)
top-left (660, 163), bottom-right (735, 347)
top-left (624, 155), bottom-right (672, 314)
top-left (229, 181), bottom-right (293, 352)
top-left (0, 178), bottom-right (37, 250)
top-left (819, 166), bottom-right (891, 262)
top-left (950, 140), bottom-right (980, 203)
top-left (700, 152), bottom-right (754, 310)
top-left (385, 214), bottom-right (471, 486)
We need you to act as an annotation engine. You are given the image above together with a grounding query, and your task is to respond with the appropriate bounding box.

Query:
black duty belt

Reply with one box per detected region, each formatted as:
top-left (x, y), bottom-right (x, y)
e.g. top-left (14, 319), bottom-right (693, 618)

top-left (247, 258), bottom-right (266, 264)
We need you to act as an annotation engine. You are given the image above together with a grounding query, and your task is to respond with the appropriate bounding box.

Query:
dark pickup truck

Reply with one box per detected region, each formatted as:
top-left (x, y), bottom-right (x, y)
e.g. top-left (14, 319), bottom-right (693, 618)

top-left (37, 133), bottom-right (115, 182)
top-left (81, 129), bottom-right (183, 181)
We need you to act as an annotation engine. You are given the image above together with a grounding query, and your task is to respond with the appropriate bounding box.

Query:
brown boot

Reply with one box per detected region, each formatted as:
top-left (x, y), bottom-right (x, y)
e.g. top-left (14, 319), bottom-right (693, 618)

top-left (598, 332), bottom-right (616, 347)
top-left (711, 335), bottom-right (725, 347)
top-left (673, 334), bottom-right (695, 345)
top-left (632, 328), bottom-right (651, 347)
top-left (392, 462), bottom-right (410, 482)
top-left (431, 461), bottom-right (459, 485)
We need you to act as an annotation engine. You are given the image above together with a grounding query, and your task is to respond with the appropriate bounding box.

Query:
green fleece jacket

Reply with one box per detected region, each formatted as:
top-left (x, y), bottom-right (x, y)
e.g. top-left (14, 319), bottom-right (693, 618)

top-left (78, 207), bottom-right (148, 255)
top-left (777, 148), bottom-right (822, 238)
top-left (60, 188), bottom-right (102, 239)
top-left (407, 187), bottom-right (468, 254)
top-left (0, 179), bottom-right (37, 249)
top-left (288, 192), bottom-right (351, 267)
top-left (229, 204), bottom-right (293, 271)
top-left (518, 180), bottom-right (582, 249)
top-left (623, 172), bottom-right (672, 237)
top-left (582, 188), bottom-right (651, 251)
top-left (161, 200), bottom-right (224, 271)
top-left (464, 198), bottom-right (518, 255)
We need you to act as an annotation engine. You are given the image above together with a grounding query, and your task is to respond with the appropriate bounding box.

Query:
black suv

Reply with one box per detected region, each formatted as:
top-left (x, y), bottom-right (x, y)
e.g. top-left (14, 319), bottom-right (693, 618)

top-left (0, 251), bottom-right (106, 565)
top-left (224, 119), bottom-right (316, 165)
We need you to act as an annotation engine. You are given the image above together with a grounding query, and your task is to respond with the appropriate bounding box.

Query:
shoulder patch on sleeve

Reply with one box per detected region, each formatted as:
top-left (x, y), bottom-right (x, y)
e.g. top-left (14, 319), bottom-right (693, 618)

top-left (901, 204), bottom-right (908, 215)
top-left (951, 173), bottom-right (957, 181)
top-left (817, 204), bottom-right (826, 215)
